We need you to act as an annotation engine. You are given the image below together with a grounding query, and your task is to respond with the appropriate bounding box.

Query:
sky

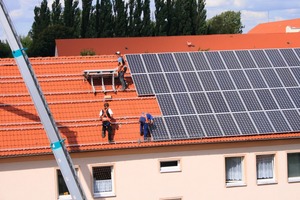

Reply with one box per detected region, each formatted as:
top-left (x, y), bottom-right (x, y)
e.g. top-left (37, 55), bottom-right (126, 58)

top-left (1, 0), bottom-right (300, 40)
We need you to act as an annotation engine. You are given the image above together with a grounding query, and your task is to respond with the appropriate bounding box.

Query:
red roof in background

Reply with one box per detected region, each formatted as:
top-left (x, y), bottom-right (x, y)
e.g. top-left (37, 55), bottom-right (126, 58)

top-left (248, 18), bottom-right (300, 34)
top-left (56, 33), bottom-right (300, 56)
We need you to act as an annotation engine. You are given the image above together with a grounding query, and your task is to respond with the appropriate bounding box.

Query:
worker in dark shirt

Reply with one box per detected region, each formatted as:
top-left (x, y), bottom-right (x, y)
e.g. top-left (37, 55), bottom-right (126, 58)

top-left (139, 112), bottom-right (154, 141)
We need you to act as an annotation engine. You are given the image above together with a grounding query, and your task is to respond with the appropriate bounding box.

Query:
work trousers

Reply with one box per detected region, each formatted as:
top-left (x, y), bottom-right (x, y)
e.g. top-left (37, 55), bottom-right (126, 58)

top-left (102, 121), bottom-right (113, 142)
top-left (118, 71), bottom-right (127, 90)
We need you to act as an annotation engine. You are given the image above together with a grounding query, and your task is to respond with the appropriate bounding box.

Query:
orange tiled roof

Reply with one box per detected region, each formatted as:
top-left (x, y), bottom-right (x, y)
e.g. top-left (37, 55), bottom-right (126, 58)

top-left (1, 53), bottom-right (300, 158)
top-left (56, 33), bottom-right (300, 56)
top-left (248, 18), bottom-right (300, 34)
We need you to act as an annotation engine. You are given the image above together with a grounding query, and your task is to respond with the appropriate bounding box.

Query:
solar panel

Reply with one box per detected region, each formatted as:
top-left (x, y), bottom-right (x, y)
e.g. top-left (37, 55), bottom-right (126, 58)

top-left (205, 51), bottom-right (226, 70)
top-left (142, 54), bottom-right (163, 73)
top-left (235, 50), bottom-right (257, 69)
top-left (181, 72), bottom-right (203, 92)
top-left (127, 48), bottom-right (300, 142)
top-left (265, 49), bottom-right (287, 67)
top-left (279, 49), bottom-right (300, 66)
top-left (165, 73), bottom-right (187, 93)
top-left (189, 52), bottom-right (210, 71)
top-left (220, 51), bottom-right (242, 69)
top-left (250, 50), bottom-right (272, 68)
top-left (174, 52), bottom-right (194, 71)
top-left (149, 73), bottom-right (170, 94)
top-left (131, 74), bottom-right (154, 95)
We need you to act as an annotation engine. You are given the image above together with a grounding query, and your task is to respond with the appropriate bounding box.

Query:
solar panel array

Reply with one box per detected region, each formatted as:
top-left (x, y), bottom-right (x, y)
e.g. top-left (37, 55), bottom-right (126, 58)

top-left (126, 48), bottom-right (300, 141)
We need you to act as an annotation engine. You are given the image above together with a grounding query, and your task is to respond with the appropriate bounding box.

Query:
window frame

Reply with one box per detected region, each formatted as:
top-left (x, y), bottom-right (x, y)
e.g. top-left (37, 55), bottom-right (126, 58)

top-left (225, 156), bottom-right (246, 187)
top-left (91, 164), bottom-right (116, 198)
top-left (256, 153), bottom-right (277, 185)
top-left (159, 159), bottom-right (181, 173)
top-left (287, 152), bottom-right (300, 183)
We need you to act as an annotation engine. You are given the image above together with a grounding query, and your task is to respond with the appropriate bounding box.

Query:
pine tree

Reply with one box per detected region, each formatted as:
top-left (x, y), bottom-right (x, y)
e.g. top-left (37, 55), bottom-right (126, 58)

top-left (127, 0), bottom-right (135, 36)
top-left (114, 0), bottom-right (127, 37)
top-left (63, 0), bottom-right (80, 36)
top-left (51, 0), bottom-right (62, 25)
top-left (98, 0), bottom-right (114, 37)
top-left (81, 0), bottom-right (93, 38)
top-left (196, 0), bottom-right (207, 34)
top-left (31, 0), bottom-right (51, 40)
top-left (141, 0), bottom-right (152, 36)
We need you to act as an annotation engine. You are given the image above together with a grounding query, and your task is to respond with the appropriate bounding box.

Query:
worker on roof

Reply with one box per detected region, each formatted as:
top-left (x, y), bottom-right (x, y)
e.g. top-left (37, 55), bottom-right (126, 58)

top-left (139, 112), bottom-right (154, 141)
top-left (99, 102), bottom-right (114, 143)
top-left (116, 51), bottom-right (128, 92)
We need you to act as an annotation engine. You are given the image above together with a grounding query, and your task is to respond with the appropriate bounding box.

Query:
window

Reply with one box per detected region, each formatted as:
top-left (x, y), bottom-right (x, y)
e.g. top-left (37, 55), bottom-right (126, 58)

top-left (57, 170), bottom-right (74, 200)
top-left (256, 154), bottom-right (276, 184)
top-left (93, 166), bottom-right (115, 197)
top-left (225, 156), bottom-right (245, 186)
top-left (288, 152), bottom-right (300, 182)
top-left (160, 160), bottom-right (181, 173)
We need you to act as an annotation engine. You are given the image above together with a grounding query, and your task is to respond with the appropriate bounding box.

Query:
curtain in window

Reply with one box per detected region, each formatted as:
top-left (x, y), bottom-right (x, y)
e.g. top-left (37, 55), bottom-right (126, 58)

top-left (94, 180), bottom-right (112, 193)
top-left (226, 157), bottom-right (242, 181)
top-left (288, 153), bottom-right (300, 178)
top-left (257, 155), bottom-right (274, 179)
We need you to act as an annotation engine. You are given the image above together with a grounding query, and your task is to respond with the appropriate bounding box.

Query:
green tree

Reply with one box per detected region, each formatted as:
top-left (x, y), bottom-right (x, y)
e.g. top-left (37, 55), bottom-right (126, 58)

top-left (207, 11), bottom-right (243, 34)
top-left (81, 0), bottom-right (93, 38)
top-left (196, 0), bottom-right (207, 34)
top-left (141, 0), bottom-right (153, 36)
top-left (114, 0), bottom-right (127, 37)
top-left (63, 0), bottom-right (81, 37)
top-left (98, 0), bottom-right (114, 37)
top-left (28, 25), bottom-right (74, 57)
top-left (0, 40), bottom-right (11, 58)
top-left (31, 0), bottom-right (51, 40)
top-left (51, 0), bottom-right (62, 25)
top-left (154, 0), bottom-right (167, 36)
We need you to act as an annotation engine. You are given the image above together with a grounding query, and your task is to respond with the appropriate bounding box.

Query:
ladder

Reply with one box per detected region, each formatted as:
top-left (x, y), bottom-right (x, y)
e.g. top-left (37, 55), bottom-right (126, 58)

top-left (0, 1), bottom-right (86, 199)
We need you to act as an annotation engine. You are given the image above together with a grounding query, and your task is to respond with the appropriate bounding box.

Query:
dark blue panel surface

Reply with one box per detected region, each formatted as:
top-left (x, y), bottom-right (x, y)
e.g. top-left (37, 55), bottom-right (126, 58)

top-left (275, 68), bottom-right (298, 87)
top-left (230, 70), bottom-right (252, 89)
top-left (250, 112), bottom-right (274, 134)
top-left (283, 110), bottom-right (300, 131)
top-left (271, 88), bottom-right (295, 109)
top-left (235, 50), bottom-right (257, 69)
top-left (214, 71), bottom-right (236, 90)
top-left (189, 52), bottom-right (210, 71)
top-left (266, 111), bottom-right (291, 132)
top-left (291, 67), bottom-right (300, 84)
top-left (164, 116), bottom-right (188, 139)
top-left (156, 94), bottom-right (178, 116)
top-left (199, 115), bottom-right (223, 137)
top-left (165, 73), bottom-right (187, 93)
top-left (198, 71), bottom-right (219, 91)
top-left (250, 50), bottom-right (272, 68)
top-left (223, 91), bottom-right (246, 112)
top-left (142, 54), bottom-right (162, 73)
top-left (174, 52), bottom-right (194, 71)
top-left (151, 117), bottom-right (170, 141)
top-left (239, 90), bottom-right (263, 111)
top-left (287, 88), bottom-right (300, 107)
top-left (260, 68), bottom-right (283, 88)
top-left (126, 54), bottom-right (146, 74)
top-left (233, 113), bottom-right (257, 135)
top-left (280, 49), bottom-right (300, 66)
top-left (220, 51), bottom-right (241, 69)
top-left (216, 113), bottom-right (240, 136)
top-left (190, 93), bottom-right (213, 114)
top-left (265, 49), bottom-right (287, 67)
top-left (182, 72), bottom-right (203, 92)
top-left (207, 92), bottom-right (230, 113)
top-left (173, 93), bottom-right (196, 115)
top-left (255, 89), bottom-right (278, 110)
top-left (149, 73), bottom-right (170, 94)
top-left (245, 69), bottom-right (268, 88)
top-left (158, 53), bottom-right (178, 72)
top-left (182, 115), bottom-right (205, 138)
top-left (205, 51), bottom-right (226, 70)
top-left (132, 74), bottom-right (154, 96)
